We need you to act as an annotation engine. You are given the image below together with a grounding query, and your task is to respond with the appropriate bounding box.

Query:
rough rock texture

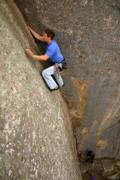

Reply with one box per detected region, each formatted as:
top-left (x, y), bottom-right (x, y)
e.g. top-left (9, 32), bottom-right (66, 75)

top-left (0, 1), bottom-right (82, 180)
top-left (80, 159), bottom-right (120, 180)
top-left (15, 0), bottom-right (120, 159)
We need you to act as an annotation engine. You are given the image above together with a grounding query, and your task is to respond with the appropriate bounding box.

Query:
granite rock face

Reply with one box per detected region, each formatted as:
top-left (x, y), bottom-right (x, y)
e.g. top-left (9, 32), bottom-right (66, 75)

top-left (15, 0), bottom-right (120, 159)
top-left (0, 1), bottom-right (82, 179)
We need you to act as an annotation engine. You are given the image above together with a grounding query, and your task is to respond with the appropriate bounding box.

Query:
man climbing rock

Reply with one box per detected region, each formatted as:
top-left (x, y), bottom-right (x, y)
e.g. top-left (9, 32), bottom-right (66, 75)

top-left (26, 26), bottom-right (67, 91)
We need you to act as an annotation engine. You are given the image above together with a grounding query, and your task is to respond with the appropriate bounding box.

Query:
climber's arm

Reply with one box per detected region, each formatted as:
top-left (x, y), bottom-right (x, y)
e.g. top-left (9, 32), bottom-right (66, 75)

top-left (26, 49), bottom-right (49, 61)
top-left (28, 26), bottom-right (44, 42)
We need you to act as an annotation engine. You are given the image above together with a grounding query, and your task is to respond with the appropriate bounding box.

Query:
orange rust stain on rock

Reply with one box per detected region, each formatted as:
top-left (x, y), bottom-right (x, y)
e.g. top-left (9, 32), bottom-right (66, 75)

top-left (69, 44), bottom-right (72, 50)
top-left (103, 15), bottom-right (112, 31)
top-left (82, 127), bottom-right (89, 138)
top-left (94, 66), bottom-right (105, 74)
top-left (70, 108), bottom-right (82, 127)
top-left (96, 140), bottom-right (108, 150)
top-left (118, 88), bottom-right (120, 96)
top-left (93, 120), bottom-right (98, 124)
top-left (108, 69), bottom-right (112, 74)
top-left (74, 80), bottom-right (92, 120)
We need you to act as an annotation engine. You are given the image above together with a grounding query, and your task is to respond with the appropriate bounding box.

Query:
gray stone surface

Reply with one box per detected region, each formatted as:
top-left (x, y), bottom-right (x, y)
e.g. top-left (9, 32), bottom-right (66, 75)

top-left (80, 162), bottom-right (90, 174)
top-left (91, 162), bottom-right (103, 172)
top-left (107, 173), bottom-right (120, 180)
top-left (0, 1), bottom-right (82, 180)
top-left (15, 0), bottom-right (120, 159)
top-left (115, 161), bottom-right (120, 166)
top-left (102, 160), bottom-right (114, 172)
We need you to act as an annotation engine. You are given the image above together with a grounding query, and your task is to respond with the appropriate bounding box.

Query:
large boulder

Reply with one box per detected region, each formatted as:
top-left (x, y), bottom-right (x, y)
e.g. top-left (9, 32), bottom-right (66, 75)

top-left (0, 1), bottom-right (82, 179)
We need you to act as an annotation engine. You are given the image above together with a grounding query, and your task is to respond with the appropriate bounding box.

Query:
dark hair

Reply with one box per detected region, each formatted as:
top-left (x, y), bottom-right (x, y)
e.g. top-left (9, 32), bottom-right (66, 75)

top-left (44, 29), bottom-right (55, 40)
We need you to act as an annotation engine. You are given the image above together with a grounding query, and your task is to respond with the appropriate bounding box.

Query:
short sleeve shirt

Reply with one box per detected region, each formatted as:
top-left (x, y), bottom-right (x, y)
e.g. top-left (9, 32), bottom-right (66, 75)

top-left (45, 39), bottom-right (63, 63)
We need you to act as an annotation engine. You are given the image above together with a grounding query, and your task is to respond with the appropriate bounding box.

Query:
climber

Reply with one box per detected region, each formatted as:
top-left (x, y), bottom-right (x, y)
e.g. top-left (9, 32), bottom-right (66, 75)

top-left (86, 151), bottom-right (95, 164)
top-left (26, 26), bottom-right (67, 91)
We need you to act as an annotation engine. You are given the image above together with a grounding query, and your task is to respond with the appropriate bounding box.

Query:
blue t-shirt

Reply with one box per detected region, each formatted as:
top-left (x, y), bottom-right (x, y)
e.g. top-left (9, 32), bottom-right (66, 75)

top-left (45, 39), bottom-right (63, 63)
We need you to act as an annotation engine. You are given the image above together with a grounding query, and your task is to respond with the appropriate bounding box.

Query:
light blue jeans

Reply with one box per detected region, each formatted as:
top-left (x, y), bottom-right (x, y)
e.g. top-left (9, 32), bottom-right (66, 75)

top-left (42, 63), bottom-right (64, 90)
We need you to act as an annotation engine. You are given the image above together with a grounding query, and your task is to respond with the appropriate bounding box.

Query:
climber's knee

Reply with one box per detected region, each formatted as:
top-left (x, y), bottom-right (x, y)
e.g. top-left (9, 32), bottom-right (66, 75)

top-left (42, 69), bottom-right (46, 78)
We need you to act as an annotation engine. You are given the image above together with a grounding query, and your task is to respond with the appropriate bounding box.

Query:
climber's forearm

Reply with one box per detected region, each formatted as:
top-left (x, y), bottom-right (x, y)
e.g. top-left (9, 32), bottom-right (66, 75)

top-left (32, 54), bottom-right (49, 61)
top-left (28, 26), bottom-right (44, 41)
top-left (26, 49), bottom-right (49, 61)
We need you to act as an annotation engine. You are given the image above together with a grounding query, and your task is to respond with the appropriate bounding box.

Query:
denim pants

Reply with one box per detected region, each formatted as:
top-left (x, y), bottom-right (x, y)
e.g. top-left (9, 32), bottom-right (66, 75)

top-left (42, 63), bottom-right (64, 90)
